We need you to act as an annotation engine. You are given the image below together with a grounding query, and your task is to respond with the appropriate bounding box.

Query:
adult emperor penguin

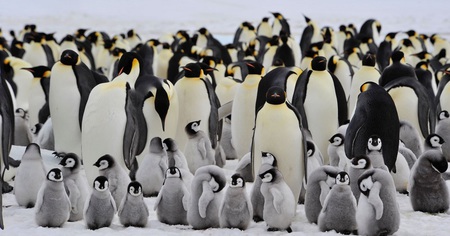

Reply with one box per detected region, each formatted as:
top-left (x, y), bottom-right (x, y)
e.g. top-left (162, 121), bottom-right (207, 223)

top-left (219, 173), bottom-right (252, 230)
top-left (136, 137), bottom-right (168, 197)
top-left (257, 17), bottom-right (272, 38)
top-left (259, 167), bottom-right (295, 233)
top-left (14, 143), bottom-right (46, 208)
top-left (292, 56), bottom-right (347, 164)
top-left (356, 168), bottom-right (400, 236)
top-left (304, 165), bottom-right (340, 224)
top-left (300, 15), bottom-right (323, 58)
top-left (35, 168), bottom-right (71, 227)
top-left (22, 66), bottom-right (51, 128)
top-left (83, 176), bottom-right (116, 230)
top-left (377, 32), bottom-right (399, 72)
top-left (184, 120), bottom-right (216, 174)
top-left (271, 12), bottom-right (291, 36)
top-left (231, 61), bottom-right (264, 159)
top-left (435, 110), bottom-right (450, 161)
top-left (22, 33), bottom-right (55, 67)
top-left (3, 57), bottom-right (33, 110)
top-left (318, 172), bottom-right (357, 234)
top-left (357, 19), bottom-right (382, 45)
top-left (345, 82), bottom-right (399, 172)
top-left (59, 153), bottom-right (89, 222)
top-left (378, 51), bottom-right (417, 87)
top-left (409, 150), bottom-right (449, 213)
top-left (154, 166), bottom-right (190, 225)
top-left (327, 55), bottom-right (354, 100)
top-left (50, 49), bottom-right (98, 159)
top-left (252, 86), bottom-right (306, 203)
top-left (187, 165), bottom-right (226, 229)
top-left (118, 181), bottom-right (149, 227)
top-left (348, 155), bottom-right (372, 200)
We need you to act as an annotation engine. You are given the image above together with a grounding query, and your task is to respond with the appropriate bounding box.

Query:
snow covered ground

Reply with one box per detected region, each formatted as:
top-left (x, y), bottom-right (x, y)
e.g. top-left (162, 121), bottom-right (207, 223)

top-left (2, 0), bottom-right (450, 235)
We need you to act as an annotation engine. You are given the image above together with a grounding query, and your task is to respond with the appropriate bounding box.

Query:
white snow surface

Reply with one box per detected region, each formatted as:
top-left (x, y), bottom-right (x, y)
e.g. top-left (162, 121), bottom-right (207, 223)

top-left (2, 0), bottom-right (450, 235)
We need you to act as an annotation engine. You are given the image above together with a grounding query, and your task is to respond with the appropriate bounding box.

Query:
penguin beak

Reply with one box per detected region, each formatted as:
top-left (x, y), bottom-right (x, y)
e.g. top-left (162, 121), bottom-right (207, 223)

top-left (118, 67), bottom-right (124, 76)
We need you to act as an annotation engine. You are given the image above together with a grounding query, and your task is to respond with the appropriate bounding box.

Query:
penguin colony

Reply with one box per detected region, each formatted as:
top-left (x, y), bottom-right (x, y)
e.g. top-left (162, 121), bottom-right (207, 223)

top-left (1, 11), bottom-right (450, 235)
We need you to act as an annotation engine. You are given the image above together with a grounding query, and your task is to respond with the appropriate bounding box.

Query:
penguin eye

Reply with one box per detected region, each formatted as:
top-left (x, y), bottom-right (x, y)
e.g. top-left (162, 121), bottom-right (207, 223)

top-left (368, 139), bottom-right (372, 144)
top-left (307, 149), bottom-right (313, 156)
top-left (265, 173), bottom-right (271, 179)
top-left (377, 138), bottom-right (381, 143)
top-left (130, 186), bottom-right (135, 193)
top-left (237, 179), bottom-right (243, 185)
top-left (345, 175), bottom-right (349, 181)
top-left (358, 159), bottom-right (365, 165)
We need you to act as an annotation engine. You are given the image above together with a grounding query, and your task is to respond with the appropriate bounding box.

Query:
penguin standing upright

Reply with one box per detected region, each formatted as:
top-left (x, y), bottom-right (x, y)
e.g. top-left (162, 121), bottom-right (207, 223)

top-left (22, 66), bottom-right (51, 128)
top-left (378, 51), bottom-right (417, 87)
top-left (327, 133), bottom-right (348, 171)
top-left (184, 120), bottom-right (215, 173)
top-left (118, 181), bottom-right (149, 227)
top-left (3, 57), bottom-right (33, 110)
top-left (327, 55), bottom-right (354, 100)
top-left (435, 110), bottom-right (450, 161)
top-left (22, 33), bottom-right (55, 67)
top-left (299, 15), bottom-right (323, 58)
top-left (257, 17), bottom-right (272, 38)
top-left (271, 12), bottom-right (290, 36)
top-left (348, 155), bottom-right (372, 200)
top-left (83, 176), bottom-right (116, 230)
top-left (377, 32), bottom-right (398, 72)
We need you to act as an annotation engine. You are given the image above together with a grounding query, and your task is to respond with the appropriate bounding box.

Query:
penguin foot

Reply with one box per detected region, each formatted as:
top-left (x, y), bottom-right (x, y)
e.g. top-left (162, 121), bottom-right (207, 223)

top-left (267, 227), bottom-right (280, 232)
top-left (286, 227), bottom-right (293, 233)
top-left (253, 216), bottom-right (263, 222)
top-left (1, 181), bottom-right (13, 193)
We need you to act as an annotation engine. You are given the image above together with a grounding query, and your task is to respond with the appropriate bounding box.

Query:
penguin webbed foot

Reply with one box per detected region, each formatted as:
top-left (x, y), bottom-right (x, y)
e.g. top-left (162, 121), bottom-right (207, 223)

top-left (1, 180), bottom-right (13, 194)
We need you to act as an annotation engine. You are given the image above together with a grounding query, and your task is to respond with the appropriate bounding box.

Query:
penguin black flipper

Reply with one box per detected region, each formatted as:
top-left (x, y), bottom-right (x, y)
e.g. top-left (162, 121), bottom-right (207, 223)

top-left (292, 70), bottom-right (311, 129)
top-left (201, 77), bottom-right (221, 149)
top-left (73, 63), bottom-right (97, 130)
top-left (330, 73), bottom-right (348, 126)
top-left (91, 69), bottom-right (109, 84)
top-left (274, 35), bottom-right (295, 67)
top-left (286, 102), bottom-right (308, 184)
top-left (135, 42), bottom-right (155, 76)
top-left (377, 41), bottom-right (392, 72)
top-left (38, 103), bottom-right (50, 124)
top-left (155, 83), bottom-right (170, 131)
top-left (299, 20), bottom-right (313, 58)
top-left (415, 63), bottom-right (435, 101)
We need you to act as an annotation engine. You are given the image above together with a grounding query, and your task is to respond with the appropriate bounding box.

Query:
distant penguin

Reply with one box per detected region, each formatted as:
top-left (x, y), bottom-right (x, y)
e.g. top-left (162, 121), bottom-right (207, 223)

top-left (257, 17), bottom-right (272, 38)
top-left (377, 32), bottom-right (398, 72)
top-left (378, 51), bottom-right (417, 86)
top-left (136, 137), bottom-right (168, 197)
top-left (318, 172), bottom-right (357, 234)
top-left (259, 167), bottom-right (295, 233)
top-left (328, 55), bottom-right (354, 100)
top-left (300, 15), bottom-right (323, 58)
top-left (35, 168), bottom-right (71, 227)
top-left (357, 19), bottom-right (382, 45)
top-left (304, 165), bottom-right (340, 224)
top-left (327, 133), bottom-right (348, 171)
top-left (409, 150), bottom-right (449, 213)
top-left (59, 153), bottom-right (89, 222)
top-left (155, 43), bottom-right (173, 80)
top-left (356, 168), bottom-right (400, 236)
top-left (187, 165), bottom-right (226, 229)
top-left (22, 33), bottom-right (55, 67)
top-left (273, 33), bottom-right (295, 67)
top-left (94, 154), bottom-right (131, 207)
top-left (154, 167), bottom-right (190, 225)
top-left (184, 120), bottom-right (215, 174)
top-left (423, 133), bottom-right (445, 152)
top-left (271, 12), bottom-right (291, 36)
top-left (435, 110), bottom-right (450, 161)
top-left (83, 176), bottom-right (116, 230)
top-left (14, 143), bottom-right (46, 208)
top-left (118, 181), bottom-right (149, 227)
top-left (219, 173), bottom-right (252, 230)
top-left (348, 155), bottom-right (372, 200)
top-left (3, 57), bottom-right (33, 110)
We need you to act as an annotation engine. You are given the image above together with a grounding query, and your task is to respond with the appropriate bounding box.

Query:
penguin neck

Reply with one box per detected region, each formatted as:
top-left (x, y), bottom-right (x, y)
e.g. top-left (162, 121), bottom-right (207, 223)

top-left (311, 70), bottom-right (330, 78)
top-left (46, 180), bottom-right (65, 191)
top-left (264, 102), bottom-right (286, 109)
top-left (93, 189), bottom-right (112, 200)
top-left (243, 74), bottom-right (261, 86)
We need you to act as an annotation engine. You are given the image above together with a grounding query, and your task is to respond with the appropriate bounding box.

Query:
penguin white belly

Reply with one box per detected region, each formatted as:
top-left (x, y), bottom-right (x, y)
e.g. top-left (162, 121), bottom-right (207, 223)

top-left (389, 88), bottom-right (421, 140)
top-left (262, 47), bottom-right (277, 71)
top-left (348, 67), bottom-right (379, 118)
top-left (390, 152), bottom-right (410, 193)
top-left (155, 51), bottom-right (173, 80)
top-left (253, 104), bottom-right (304, 201)
top-left (13, 69), bottom-right (33, 110)
top-left (356, 194), bottom-right (376, 235)
top-left (440, 83), bottom-right (450, 114)
top-left (304, 72), bottom-right (338, 164)
top-left (28, 79), bottom-right (46, 127)
top-left (175, 79), bottom-right (211, 150)
top-left (334, 64), bottom-right (352, 100)
top-left (215, 78), bottom-right (238, 106)
top-left (49, 65), bottom-right (82, 156)
top-left (22, 44), bottom-right (47, 67)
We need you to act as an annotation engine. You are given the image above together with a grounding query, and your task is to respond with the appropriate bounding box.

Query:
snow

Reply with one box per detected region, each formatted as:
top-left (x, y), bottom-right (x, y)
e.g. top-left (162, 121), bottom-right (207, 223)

top-left (2, 0), bottom-right (450, 235)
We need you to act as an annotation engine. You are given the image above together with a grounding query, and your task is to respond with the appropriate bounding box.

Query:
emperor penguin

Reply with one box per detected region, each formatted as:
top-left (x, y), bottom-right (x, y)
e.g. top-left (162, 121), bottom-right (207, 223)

top-left (435, 110), bottom-right (450, 161)
top-left (327, 133), bottom-right (348, 171)
top-left (154, 43), bottom-right (174, 80)
top-left (409, 150), bottom-right (449, 213)
top-left (219, 173), bottom-right (252, 230)
top-left (257, 17), bottom-right (272, 38)
top-left (378, 51), bottom-right (417, 87)
top-left (154, 166), bottom-right (190, 225)
top-left (187, 165), bottom-right (226, 229)
top-left (118, 181), bottom-right (149, 227)
top-left (112, 51), bottom-right (142, 87)
top-left (318, 172), bottom-right (357, 234)
top-left (3, 57), bottom-right (32, 110)
top-left (14, 143), bottom-right (46, 208)
top-left (13, 108), bottom-right (31, 146)
top-left (22, 33), bottom-right (54, 67)
top-left (83, 176), bottom-right (116, 230)
top-left (231, 61), bottom-right (264, 159)
top-left (50, 49), bottom-right (98, 159)
top-left (271, 12), bottom-right (291, 36)
top-left (424, 133), bottom-right (445, 152)
top-left (377, 32), bottom-right (399, 72)
top-left (304, 165), bottom-right (340, 224)
top-left (356, 168), bottom-right (400, 236)
top-left (59, 153), bottom-right (90, 222)
top-left (35, 168), bottom-right (71, 227)
top-left (357, 19), bottom-right (382, 46)
top-left (259, 167), bottom-right (295, 233)
top-left (327, 55), bottom-right (354, 100)
top-left (366, 135), bottom-right (387, 169)
top-left (300, 15), bottom-right (323, 58)
top-left (136, 137), bottom-right (168, 197)
top-left (94, 154), bottom-right (131, 207)
top-left (348, 155), bottom-right (372, 200)
top-left (184, 120), bottom-right (215, 174)
top-left (252, 86), bottom-right (306, 204)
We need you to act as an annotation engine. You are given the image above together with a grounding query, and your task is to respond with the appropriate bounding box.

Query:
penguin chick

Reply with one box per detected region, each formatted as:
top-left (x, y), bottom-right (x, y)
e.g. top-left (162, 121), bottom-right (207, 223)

top-left (163, 138), bottom-right (194, 188)
top-left (35, 168), bottom-right (71, 227)
top-left (184, 120), bottom-right (216, 174)
top-left (409, 150), bottom-right (449, 213)
top-left (327, 133), bottom-right (348, 171)
top-left (136, 137), bottom-right (168, 197)
top-left (154, 167), bottom-right (190, 225)
top-left (348, 155), bottom-right (372, 200)
top-left (59, 153), bottom-right (89, 222)
top-left (318, 172), bottom-right (357, 234)
top-left (118, 181), bottom-right (149, 227)
top-left (366, 135), bottom-right (387, 169)
top-left (423, 133), bottom-right (445, 152)
top-left (94, 154), bottom-right (131, 206)
top-left (219, 173), bottom-right (252, 230)
top-left (14, 143), bottom-right (46, 208)
top-left (83, 176), bottom-right (116, 230)
top-left (435, 110), bottom-right (450, 161)
top-left (259, 167), bottom-right (295, 233)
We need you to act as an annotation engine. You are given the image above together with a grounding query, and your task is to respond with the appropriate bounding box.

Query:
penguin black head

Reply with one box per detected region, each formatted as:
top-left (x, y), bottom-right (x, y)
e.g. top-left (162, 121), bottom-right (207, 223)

top-left (93, 176), bottom-right (109, 192)
top-left (426, 134), bottom-right (445, 148)
top-left (230, 173), bottom-right (245, 188)
top-left (117, 52), bottom-right (143, 76)
top-left (351, 155), bottom-right (371, 169)
top-left (198, 27), bottom-right (208, 35)
top-left (271, 12), bottom-right (283, 19)
top-left (311, 56), bottom-right (327, 71)
top-left (127, 29), bottom-right (137, 38)
top-left (415, 61), bottom-right (429, 70)
top-left (262, 17), bottom-right (270, 22)
top-left (359, 81), bottom-right (377, 93)
top-left (329, 133), bottom-right (345, 147)
top-left (47, 168), bottom-right (63, 182)
top-left (185, 120), bottom-right (201, 136)
top-left (385, 32), bottom-right (398, 41)
top-left (165, 166), bottom-right (182, 179)
top-left (245, 61), bottom-right (264, 75)
top-left (265, 86), bottom-right (286, 105)
top-left (61, 34), bottom-right (75, 43)
top-left (362, 53), bottom-right (376, 67)
top-left (335, 171), bottom-right (350, 185)
top-left (183, 63), bottom-right (203, 78)
top-left (367, 135), bottom-right (382, 151)
top-left (94, 154), bottom-right (116, 170)
top-left (30, 123), bottom-right (42, 135)
top-left (261, 151), bottom-right (278, 167)
top-left (303, 15), bottom-right (311, 23)
top-left (60, 49), bottom-right (79, 66)
top-left (306, 141), bottom-right (316, 158)
top-left (59, 153), bottom-right (81, 170)
top-left (259, 167), bottom-right (279, 183)
top-left (127, 181), bottom-right (143, 196)
top-left (358, 170), bottom-right (375, 197)
top-left (149, 137), bottom-right (164, 153)
top-left (406, 30), bottom-right (417, 37)
top-left (438, 110), bottom-right (449, 121)
top-left (163, 138), bottom-right (178, 152)
top-left (22, 66), bottom-right (51, 78)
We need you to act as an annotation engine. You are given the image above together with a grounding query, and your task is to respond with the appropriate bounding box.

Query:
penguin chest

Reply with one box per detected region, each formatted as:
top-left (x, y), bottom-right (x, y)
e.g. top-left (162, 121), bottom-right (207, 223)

top-left (389, 87), bottom-right (420, 138)
top-left (28, 79), bottom-right (47, 126)
top-left (440, 83), bottom-right (450, 113)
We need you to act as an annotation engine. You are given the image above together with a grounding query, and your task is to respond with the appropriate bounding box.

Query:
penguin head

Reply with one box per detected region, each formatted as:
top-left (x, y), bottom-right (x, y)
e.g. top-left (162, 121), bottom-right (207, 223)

top-left (93, 154), bottom-right (115, 170)
top-left (406, 30), bottom-right (417, 37)
top-left (93, 176), bottom-right (109, 192)
top-left (261, 17), bottom-right (270, 23)
top-left (391, 51), bottom-right (405, 64)
top-left (149, 137), bottom-right (164, 154)
top-left (163, 138), bottom-right (178, 152)
top-left (261, 151), bottom-right (277, 167)
top-left (30, 123), bottom-right (42, 135)
top-left (183, 63), bottom-right (204, 78)
top-left (259, 168), bottom-right (280, 183)
top-left (438, 110), bottom-right (449, 121)
top-left (245, 61), bottom-right (264, 75)
top-left (47, 168), bottom-right (63, 182)
top-left (165, 167), bottom-right (182, 179)
top-left (329, 133), bottom-right (344, 147)
top-left (335, 171), bottom-right (350, 185)
top-left (358, 173), bottom-right (374, 197)
top-left (61, 34), bottom-right (75, 43)
top-left (360, 81), bottom-right (377, 93)
top-left (266, 86), bottom-right (286, 105)
top-left (24, 143), bottom-right (41, 156)
top-left (367, 135), bottom-right (382, 151)
top-left (385, 32), bottom-right (398, 41)
top-left (59, 153), bottom-right (81, 170)
top-left (230, 173), bottom-right (245, 188)
top-left (362, 53), bottom-right (376, 67)
top-left (426, 134), bottom-right (445, 148)
top-left (306, 141), bottom-right (315, 158)
top-left (271, 12), bottom-right (283, 20)
top-left (351, 155), bottom-right (371, 169)
top-left (185, 120), bottom-right (201, 136)
top-left (311, 56), bottom-right (327, 71)
top-left (117, 52), bottom-right (142, 76)
top-left (60, 49), bottom-right (79, 66)
top-left (21, 66), bottom-right (51, 78)
top-left (128, 181), bottom-right (143, 196)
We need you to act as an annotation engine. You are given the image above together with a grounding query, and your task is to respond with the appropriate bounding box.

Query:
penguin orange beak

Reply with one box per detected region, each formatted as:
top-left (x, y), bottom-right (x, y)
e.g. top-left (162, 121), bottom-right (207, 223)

top-left (118, 67), bottom-right (124, 75)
